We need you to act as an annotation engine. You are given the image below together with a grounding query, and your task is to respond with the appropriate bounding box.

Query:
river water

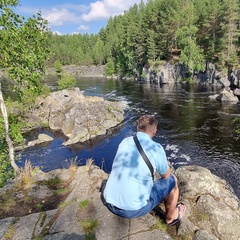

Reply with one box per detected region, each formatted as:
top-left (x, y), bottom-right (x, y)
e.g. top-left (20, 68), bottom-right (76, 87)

top-left (19, 77), bottom-right (240, 198)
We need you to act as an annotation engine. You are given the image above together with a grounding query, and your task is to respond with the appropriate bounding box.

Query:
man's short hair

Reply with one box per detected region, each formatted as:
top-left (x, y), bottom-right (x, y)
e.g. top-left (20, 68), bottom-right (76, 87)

top-left (137, 115), bottom-right (158, 132)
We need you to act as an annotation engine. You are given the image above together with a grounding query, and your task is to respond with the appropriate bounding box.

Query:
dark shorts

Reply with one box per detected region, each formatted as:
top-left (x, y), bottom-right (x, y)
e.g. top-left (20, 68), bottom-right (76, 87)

top-left (104, 174), bottom-right (176, 218)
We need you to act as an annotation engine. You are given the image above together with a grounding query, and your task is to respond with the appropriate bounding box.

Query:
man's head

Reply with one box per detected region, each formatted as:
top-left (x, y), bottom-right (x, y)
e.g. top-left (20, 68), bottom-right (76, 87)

top-left (137, 115), bottom-right (158, 137)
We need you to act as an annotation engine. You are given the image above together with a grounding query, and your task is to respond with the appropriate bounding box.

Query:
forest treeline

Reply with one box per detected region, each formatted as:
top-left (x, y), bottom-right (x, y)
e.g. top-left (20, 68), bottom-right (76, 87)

top-left (48, 0), bottom-right (240, 77)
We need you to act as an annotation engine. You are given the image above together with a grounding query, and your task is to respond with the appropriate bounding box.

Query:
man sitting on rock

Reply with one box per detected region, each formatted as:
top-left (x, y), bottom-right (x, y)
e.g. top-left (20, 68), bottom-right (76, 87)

top-left (103, 114), bottom-right (186, 225)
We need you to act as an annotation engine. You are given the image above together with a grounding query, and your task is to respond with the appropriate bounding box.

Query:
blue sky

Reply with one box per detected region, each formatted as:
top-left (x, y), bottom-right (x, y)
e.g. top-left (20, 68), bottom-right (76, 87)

top-left (14, 0), bottom-right (147, 35)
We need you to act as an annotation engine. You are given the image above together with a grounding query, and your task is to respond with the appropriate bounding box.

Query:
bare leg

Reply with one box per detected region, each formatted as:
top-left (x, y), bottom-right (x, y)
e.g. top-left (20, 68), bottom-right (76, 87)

top-left (164, 175), bottom-right (184, 224)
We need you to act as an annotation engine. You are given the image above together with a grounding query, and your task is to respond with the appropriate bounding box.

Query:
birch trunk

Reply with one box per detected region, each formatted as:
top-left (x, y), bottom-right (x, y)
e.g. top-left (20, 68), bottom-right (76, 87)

top-left (0, 82), bottom-right (19, 174)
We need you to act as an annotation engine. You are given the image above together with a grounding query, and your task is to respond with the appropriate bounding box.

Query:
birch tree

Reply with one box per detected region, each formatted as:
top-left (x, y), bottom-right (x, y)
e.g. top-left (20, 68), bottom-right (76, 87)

top-left (0, 0), bottom-right (49, 177)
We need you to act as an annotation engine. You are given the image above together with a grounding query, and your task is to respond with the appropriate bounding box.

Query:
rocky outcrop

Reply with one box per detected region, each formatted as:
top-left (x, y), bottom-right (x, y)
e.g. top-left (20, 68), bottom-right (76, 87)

top-left (175, 166), bottom-right (240, 240)
top-left (0, 165), bottom-right (239, 240)
top-left (142, 62), bottom-right (188, 84)
top-left (208, 88), bottom-right (239, 103)
top-left (141, 62), bottom-right (240, 91)
top-left (46, 65), bottom-right (105, 78)
top-left (30, 88), bottom-right (125, 145)
top-left (141, 62), bottom-right (223, 85)
top-left (14, 133), bottom-right (54, 151)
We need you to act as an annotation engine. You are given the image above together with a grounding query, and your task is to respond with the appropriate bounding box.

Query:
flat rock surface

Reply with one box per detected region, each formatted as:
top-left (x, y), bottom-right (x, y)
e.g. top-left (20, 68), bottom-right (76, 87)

top-left (0, 165), bottom-right (239, 239)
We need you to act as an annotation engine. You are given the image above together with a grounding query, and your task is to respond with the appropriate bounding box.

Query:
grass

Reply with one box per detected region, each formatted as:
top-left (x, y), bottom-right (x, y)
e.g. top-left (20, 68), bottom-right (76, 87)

top-left (85, 158), bottom-right (94, 174)
top-left (44, 177), bottom-right (63, 187)
top-left (67, 156), bottom-right (80, 173)
top-left (58, 201), bottom-right (72, 209)
top-left (0, 169), bottom-right (72, 219)
top-left (37, 203), bottom-right (43, 211)
top-left (1, 158), bottom-right (99, 238)
top-left (54, 188), bottom-right (69, 195)
top-left (33, 237), bottom-right (43, 240)
top-left (151, 218), bottom-right (168, 232)
top-left (79, 199), bottom-right (90, 209)
top-left (4, 225), bottom-right (15, 239)
top-left (79, 219), bottom-right (98, 235)
top-left (0, 190), bottom-right (16, 211)
top-left (15, 160), bottom-right (37, 190)
top-left (86, 233), bottom-right (95, 240)
top-left (77, 198), bottom-right (97, 239)
top-left (188, 203), bottom-right (210, 224)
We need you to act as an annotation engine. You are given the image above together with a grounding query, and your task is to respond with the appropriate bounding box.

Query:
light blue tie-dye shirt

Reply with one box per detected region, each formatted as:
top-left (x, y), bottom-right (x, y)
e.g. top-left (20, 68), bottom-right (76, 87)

top-left (104, 132), bottom-right (168, 210)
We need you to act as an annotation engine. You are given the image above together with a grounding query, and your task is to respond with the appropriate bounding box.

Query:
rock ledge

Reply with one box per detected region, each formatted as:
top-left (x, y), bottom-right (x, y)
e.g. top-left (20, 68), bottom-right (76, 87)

top-left (0, 165), bottom-right (239, 240)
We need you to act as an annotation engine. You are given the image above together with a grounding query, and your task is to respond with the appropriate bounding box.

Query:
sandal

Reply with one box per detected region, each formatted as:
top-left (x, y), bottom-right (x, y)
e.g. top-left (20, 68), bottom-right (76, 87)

top-left (167, 202), bottom-right (186, 226)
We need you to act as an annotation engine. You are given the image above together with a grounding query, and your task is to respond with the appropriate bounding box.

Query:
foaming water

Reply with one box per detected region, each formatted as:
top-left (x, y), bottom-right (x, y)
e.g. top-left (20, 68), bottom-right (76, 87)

top-left (19, 78), bottom-right (240, 198)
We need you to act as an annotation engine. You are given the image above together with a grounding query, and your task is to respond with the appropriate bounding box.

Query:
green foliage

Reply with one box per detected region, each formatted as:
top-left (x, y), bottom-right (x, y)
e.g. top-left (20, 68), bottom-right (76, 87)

top-left (176, 25), bottom-right (205, 74)
top-left (36, 203), bottom-right (43, 211)
top-left (141, 73), bottom-right (147, 80)
top-left (4, 225), bottom-right (15, 239)
top-left (58, 73), bottom-right (76, 90)
top-left (79, 199), bottom-right (90, 209)
top-left (79, 219), bottom-right (98, 235)
top-left (54, 60), bottom-right (62, 73)
top-left (0, 6), bottom-right (50, 103)
top-left (0, 0), bottom-right (50, 182)
top-left (0, 149), bottom-right (14, 188)
top-left (48, 33), bottom-right (96, 66)
top-left (147, 29), bottom-right (159, 62)
top-left (232, 117), bottom-right (240, 135)
top-left (44, 177), bottom-right (63, 187)
top-left (93, 37), bottom-right (105, 65)
top-left (151, 218), bottom-right (167, 232)
top-left (58, 201), bottom-right (72, 209)
top-left (104, 58), bottom-right (115, 76)
top-left (0, 109), bottom-right (24, 187)
top-left (33, 237), bottom-right (43, 240)
top-left (0, 119), bottom-right (11, 187)
top-left (54, 188), bottom-right (68, 195)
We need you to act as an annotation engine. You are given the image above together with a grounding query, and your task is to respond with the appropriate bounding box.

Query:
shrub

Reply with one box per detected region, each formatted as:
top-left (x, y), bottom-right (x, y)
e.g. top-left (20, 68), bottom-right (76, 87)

top-left (0, 151), bottom-right (13, 188)
top-left (54, 60), bottom-right (62, 73)
top-left (0, 118), bottom-right (14, 187)
top-left (58, 73), bottom-right (76, 90)
top-left (104, 58), bottom-right (115, 76)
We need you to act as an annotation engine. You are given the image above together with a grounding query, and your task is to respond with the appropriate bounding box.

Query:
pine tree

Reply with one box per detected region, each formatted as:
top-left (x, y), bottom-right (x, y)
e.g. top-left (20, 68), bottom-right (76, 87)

top-left (218, 0), bottom-right (239, 68)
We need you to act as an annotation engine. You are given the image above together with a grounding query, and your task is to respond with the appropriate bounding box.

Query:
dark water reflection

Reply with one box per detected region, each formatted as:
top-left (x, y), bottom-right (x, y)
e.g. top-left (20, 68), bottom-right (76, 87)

top-left (19, 77), bottom-right (240, 198)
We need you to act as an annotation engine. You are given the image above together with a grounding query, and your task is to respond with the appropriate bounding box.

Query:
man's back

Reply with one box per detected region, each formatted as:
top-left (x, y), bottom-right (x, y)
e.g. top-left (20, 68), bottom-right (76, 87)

top-left (103, 115), bottom-right (185, 223)
top-left (103, 132), bottom-right (168, 210)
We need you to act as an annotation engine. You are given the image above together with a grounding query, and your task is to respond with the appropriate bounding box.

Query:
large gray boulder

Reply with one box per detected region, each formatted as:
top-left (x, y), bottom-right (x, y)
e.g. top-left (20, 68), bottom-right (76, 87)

top-left (31, 88), bottom-right (125, 145)
top-left (175, 166), bottom-right (240, 240)
top-left (208, 88), bottom-right (239, 103)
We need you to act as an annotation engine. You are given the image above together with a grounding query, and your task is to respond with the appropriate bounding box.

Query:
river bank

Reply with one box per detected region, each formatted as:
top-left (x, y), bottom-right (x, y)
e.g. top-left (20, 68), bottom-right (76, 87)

top-left (46, 65), bottom-right (105, 78)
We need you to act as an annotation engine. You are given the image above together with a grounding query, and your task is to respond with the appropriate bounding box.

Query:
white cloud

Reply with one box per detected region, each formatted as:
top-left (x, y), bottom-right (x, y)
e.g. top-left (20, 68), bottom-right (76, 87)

top-left (54, 3), bottom-right (89, 13)
top-left (81, 1), bottom-right (108, 21)
top-left (18, 4), bottom-right (86, 27)
top-left (42, 8), bottom-right (81, 26)
top-left (81, 0), bottom-right (145, 22)
top-left (16, 1), bottom-right (147, 34)
top-left (78, 25), bottom-right (89, 31)
top-left (52, 31), bottom-right (62, 35)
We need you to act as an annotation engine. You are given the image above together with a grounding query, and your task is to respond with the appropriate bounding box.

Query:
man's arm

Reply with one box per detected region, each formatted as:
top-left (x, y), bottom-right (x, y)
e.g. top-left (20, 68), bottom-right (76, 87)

top-left (160, 167), bottom-right (171, 179)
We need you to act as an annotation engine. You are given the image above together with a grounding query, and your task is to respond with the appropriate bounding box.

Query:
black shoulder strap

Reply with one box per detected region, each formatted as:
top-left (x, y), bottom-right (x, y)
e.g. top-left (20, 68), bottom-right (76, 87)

top-left (133, 135), bottom-right (154, 181)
